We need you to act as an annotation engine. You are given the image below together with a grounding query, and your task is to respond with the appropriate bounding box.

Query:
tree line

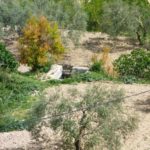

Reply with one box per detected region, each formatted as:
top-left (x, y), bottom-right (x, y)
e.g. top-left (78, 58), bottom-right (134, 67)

top-left (0, 0), bottom-right (150, 45)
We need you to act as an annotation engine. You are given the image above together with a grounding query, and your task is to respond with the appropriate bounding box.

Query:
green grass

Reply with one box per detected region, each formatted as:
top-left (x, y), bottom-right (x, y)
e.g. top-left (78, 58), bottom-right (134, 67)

top-left (0, 69), bottom-right (149, 132)
top-left (118, 76), bottom-right (150, 84)
top-left (48, 71), bottom-right (114, 85)
top-left (0, 70), bottom-right (48, 131)
top-left (0, 69), bottom-right (114, 131)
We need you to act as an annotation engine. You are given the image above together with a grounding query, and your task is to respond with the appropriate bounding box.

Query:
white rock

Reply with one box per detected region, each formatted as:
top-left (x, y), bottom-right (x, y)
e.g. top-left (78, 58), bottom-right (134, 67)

top-left (72, 66), bottom-right (89, 74)
top-left (41, 64), bottom-right (63, 80)
top-left (17, 64), bottom-right (31, 73)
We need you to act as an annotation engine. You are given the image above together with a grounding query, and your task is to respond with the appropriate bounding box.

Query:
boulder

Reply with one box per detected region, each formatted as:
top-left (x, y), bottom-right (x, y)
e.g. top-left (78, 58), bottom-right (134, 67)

top-left (72, 66), bottom-right (89, 74)
top-left (41, 64), bottom-right (63, 80)
top-left (17, 64), bottom-right (31, 73)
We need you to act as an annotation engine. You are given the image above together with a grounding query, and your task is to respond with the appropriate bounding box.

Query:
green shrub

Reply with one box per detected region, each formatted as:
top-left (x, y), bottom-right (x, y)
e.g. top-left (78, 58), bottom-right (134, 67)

top-left (0, 70), bottom-right (47, 131)
top-left (114, 49), bottom-right (150, 80)
top-left (90, 60), bottom-right (104, 72)
top-left (0, 43), bottom-right (18, 70)
top-left (121, 75), bottom-right (137, 84)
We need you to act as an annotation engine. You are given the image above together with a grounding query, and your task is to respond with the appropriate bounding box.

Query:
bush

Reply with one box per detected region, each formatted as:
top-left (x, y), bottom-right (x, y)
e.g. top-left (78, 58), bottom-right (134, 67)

top-left (90, 61), bottom-right (103, 72)
top-left (90, 53), bottom-right (104, 72)
top-left (0, 70), bottom-right (47, 131)
top-left (90, 48), bottom-right (116, 77)
top-left (19, 16), bottom-right (65, 71)
top-left (121, 75), bottom-right (137, 84)
top-left (114, 49), bottom-right (150, 80)
top-left (0, 43), bottom-right (18, 70)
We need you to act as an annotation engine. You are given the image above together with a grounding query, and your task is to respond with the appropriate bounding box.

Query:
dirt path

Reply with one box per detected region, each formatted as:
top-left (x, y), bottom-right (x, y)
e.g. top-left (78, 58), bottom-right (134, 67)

top-left (0, 130), bottom-right (31, 150)
top-left (1, 82), bottom-right (149, 150)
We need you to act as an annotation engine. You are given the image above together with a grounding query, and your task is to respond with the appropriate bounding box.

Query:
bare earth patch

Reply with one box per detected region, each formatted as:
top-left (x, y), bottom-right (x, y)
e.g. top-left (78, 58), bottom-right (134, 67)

top-left (0, 130), bottom-right (31, 150)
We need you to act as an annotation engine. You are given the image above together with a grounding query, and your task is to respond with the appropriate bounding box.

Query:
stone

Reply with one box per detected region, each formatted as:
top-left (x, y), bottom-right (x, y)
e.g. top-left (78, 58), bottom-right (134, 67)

top-left (72, 66), bottom-right (89, 74)
top-left (17, 64), bottom-right (32, 73)
top-left (41, 64), bottom-right (63, 80)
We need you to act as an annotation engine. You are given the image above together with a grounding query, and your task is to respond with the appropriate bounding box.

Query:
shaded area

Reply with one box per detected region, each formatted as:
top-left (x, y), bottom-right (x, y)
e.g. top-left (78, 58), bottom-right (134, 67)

top-left (135, 97), bottom-right (150, 113)
top-left (82, 37), bottom-right (140, 53)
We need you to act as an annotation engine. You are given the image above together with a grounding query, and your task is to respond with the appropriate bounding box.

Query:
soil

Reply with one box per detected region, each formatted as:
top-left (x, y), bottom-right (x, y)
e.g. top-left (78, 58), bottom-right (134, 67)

top-left (61, 32), bottom-right (140, 66)
top-left (0, 130), bottom-right (31, 150)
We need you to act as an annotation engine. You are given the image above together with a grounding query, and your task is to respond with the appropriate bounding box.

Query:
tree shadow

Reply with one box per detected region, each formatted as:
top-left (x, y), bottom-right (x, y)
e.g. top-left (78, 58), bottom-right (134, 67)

top-left (82, 37), bottom-right (140, 53)
top-left (135, 97), bottom-right (150, 113)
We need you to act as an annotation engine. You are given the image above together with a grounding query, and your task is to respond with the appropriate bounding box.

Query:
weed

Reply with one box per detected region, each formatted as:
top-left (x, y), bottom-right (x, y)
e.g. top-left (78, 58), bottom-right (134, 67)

top-left (0, 43), bottom-right (18, 71)
top-left (0, 69), bottom-right (47, 131)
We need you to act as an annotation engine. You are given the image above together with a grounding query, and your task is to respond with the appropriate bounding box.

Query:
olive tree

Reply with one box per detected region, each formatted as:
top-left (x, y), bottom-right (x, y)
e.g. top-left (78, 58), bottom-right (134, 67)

top-left (30, 0), bottom-right (87, 44)
top-left (0, 0), bottom-right (31, 29)
top-left (30, 85), bottom-right (137, 150)
top-left (84, 0), bottom-right (105, 31)
top-left (101, 0), bottom-right (150, 45)
top-left (0, 0), bottom-right (87, 44)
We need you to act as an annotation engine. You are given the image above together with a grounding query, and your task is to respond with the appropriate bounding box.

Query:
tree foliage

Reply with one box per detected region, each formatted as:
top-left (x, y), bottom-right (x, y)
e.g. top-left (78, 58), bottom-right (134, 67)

top-left (31, 85), bottom-right (137, 150)
top-left (31, 0), bottom-right (87, 31)
top-left (84, 0), bottom-right (104, 31)
top-left (0, 0), bottom-right (87, 45)
top-left (19, 16), bottom-right (65, 71)
top-left (30, 0), bottom-right (87, 44)
top-left (101, 0), bottom-right (150, 45)
top-left (0, 0), bottom-right (31, 28)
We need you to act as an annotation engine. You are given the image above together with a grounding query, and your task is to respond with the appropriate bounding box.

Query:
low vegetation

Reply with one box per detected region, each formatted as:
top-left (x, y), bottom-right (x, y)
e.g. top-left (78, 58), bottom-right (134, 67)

top-left (0, 69), bottom-right (113, 132)
top-left (114, 49), bottom-right (150, 81)
top-left (0, 43), bottom-right (18, 71)
top-left (0, 70), bottom-right (47, 131)
top-left (0, 46), bottom-right (149, 131)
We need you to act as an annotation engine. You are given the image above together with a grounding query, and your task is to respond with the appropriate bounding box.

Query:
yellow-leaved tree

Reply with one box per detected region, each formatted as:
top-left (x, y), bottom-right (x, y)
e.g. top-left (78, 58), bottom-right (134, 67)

top-left (19, 16), bottom-right (65, 71)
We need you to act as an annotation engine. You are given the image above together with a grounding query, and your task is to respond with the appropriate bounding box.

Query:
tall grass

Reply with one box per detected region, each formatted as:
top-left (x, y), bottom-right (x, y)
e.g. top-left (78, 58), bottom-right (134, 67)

top-left (0, 69), bottom-right (47, 131)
